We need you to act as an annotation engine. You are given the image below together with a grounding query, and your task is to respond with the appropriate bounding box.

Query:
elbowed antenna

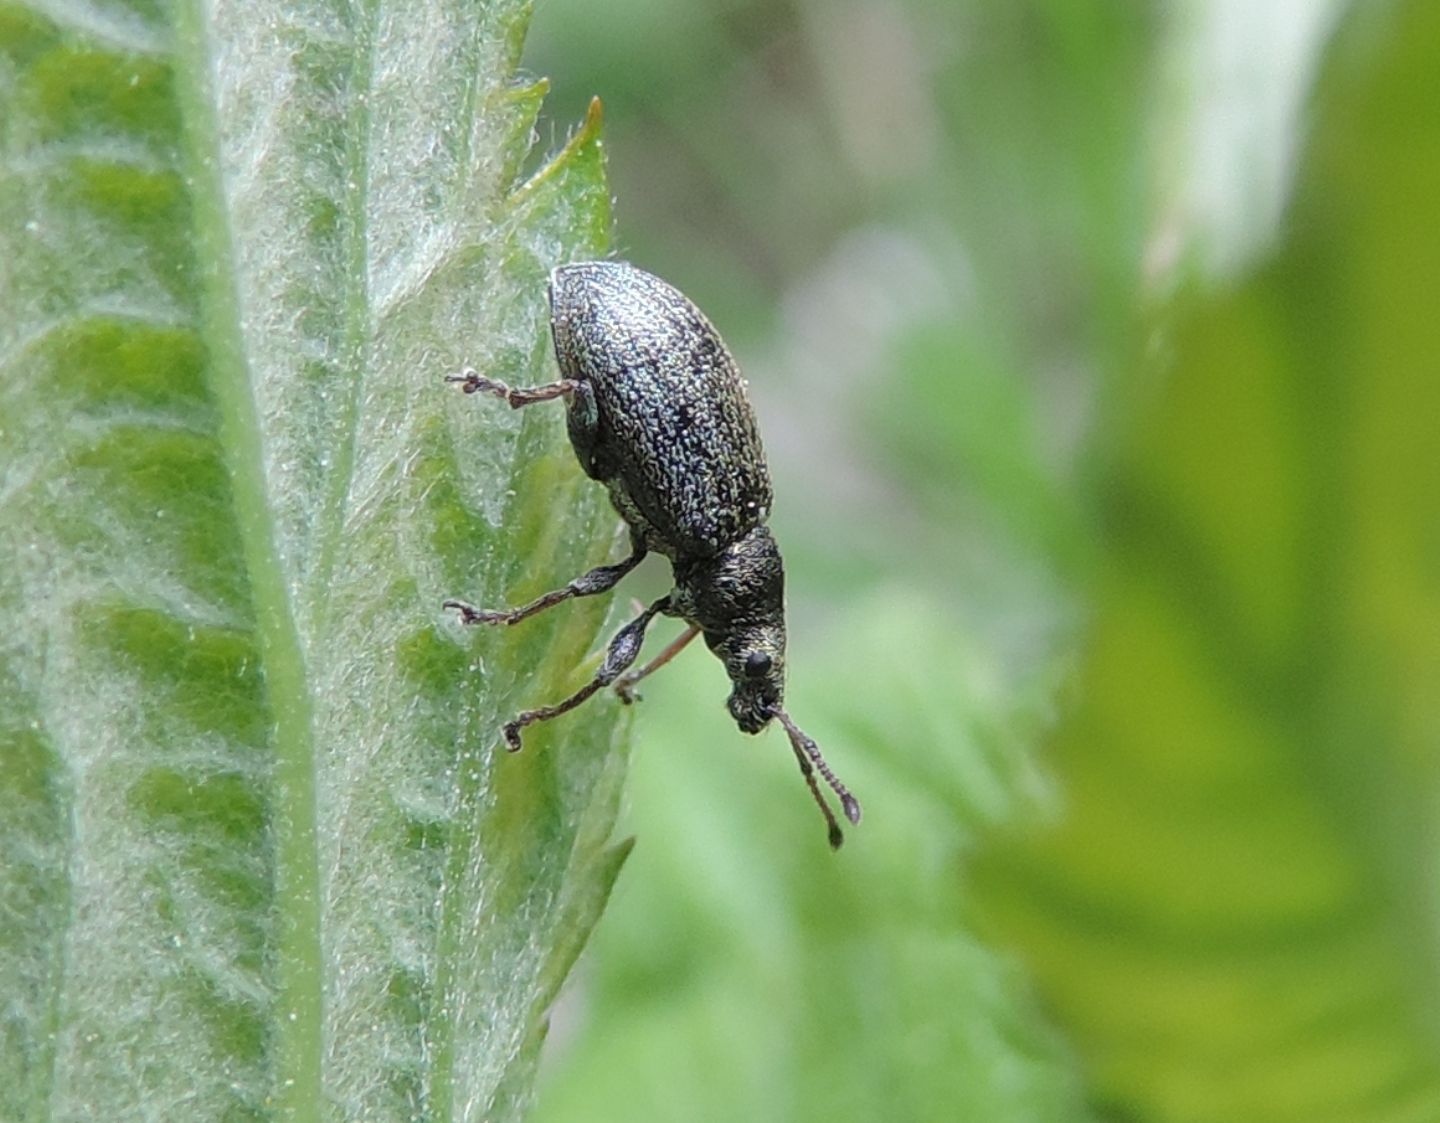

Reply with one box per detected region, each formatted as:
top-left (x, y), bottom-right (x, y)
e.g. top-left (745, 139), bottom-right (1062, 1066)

top-left (774, 709), bottom-right (862, 849)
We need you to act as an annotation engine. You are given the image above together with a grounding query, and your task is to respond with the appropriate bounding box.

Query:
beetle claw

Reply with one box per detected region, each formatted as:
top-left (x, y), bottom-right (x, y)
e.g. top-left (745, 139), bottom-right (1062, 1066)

top-left (444, 599), bottom-right (509, 626)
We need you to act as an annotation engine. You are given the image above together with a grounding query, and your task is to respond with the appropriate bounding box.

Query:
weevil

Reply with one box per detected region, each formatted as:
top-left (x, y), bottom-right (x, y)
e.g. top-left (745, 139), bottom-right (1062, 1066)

top-left (444, 260), bottom-right (861, 847)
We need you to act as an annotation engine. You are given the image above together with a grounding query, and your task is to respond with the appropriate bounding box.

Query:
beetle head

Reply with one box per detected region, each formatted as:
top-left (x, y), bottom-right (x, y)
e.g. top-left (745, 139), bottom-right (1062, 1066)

top-left (722, 637), bottom-right (786, 734)
top-left (672, 526), bottom-right (862, 848)
top-left (673, 526), bottom-right (788, 734)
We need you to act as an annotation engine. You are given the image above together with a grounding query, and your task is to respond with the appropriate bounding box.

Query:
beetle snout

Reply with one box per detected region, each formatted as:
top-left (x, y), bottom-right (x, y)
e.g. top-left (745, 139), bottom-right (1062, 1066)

top-left (727, 683), bottom-right (780, 735)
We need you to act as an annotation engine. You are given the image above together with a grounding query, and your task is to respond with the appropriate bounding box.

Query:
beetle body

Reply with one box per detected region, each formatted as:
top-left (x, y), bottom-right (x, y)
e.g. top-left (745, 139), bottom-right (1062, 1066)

top-left (444, 261), bottom-right (859, 847)
top-left (549, 263), bottom-right (787, 733)
top-left (550, 262), bottom-right (772, 559)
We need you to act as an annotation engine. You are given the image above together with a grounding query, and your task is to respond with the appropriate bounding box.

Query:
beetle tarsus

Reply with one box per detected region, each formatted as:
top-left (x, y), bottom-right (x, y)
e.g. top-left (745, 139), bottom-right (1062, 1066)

top-left (443, 598), bottom-right (508, 626)
top-left (444, 368), bottom-right (492, 395)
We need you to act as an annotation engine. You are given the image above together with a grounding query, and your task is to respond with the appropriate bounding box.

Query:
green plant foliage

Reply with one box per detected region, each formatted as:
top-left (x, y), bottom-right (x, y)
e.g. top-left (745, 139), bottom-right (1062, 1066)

top-left (973, 5), bottom-right (1440, 1120)
top-left (0, 2), bottom-right (629, 1119)
top-left (533, 592), bottom-right (1094, 1123)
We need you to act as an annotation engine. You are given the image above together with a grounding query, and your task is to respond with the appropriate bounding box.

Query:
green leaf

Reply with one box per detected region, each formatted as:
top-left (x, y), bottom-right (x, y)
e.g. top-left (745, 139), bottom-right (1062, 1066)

top-left (973, 5), bottom-right (1440, 1120)
top-left (0, 3), bottom-right (629, 1120)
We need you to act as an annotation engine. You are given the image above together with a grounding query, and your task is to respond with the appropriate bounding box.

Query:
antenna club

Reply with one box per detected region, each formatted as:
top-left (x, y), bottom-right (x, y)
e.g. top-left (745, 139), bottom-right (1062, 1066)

top-left (775, 709), bottom-right (861, 848)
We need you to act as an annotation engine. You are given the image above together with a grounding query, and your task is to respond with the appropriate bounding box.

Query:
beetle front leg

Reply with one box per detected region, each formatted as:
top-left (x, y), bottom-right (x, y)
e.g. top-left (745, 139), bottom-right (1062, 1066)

top-left (444, 545), bottom-right (646, 628)
top-left (615, 622), bottom-right (700, 704)
top-left (501, 596), bottom-right (670, 751)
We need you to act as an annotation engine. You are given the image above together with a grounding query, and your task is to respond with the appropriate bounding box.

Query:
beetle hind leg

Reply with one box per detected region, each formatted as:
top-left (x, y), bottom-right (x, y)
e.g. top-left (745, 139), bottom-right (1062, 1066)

top-left (445, 366), bottom-right (578, 407)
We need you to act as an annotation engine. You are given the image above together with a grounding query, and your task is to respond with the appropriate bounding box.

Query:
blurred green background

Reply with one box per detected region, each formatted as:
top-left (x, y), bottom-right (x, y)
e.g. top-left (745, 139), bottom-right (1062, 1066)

top-left (520, 1), bottom-right (1440, 1121)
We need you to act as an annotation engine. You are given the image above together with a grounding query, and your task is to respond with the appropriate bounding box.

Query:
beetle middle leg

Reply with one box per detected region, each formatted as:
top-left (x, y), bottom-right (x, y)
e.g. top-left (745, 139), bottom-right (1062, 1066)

top-left (444, 545), bottom-right (646, 628)
top-left (501, 596), bottom-right (670, 751)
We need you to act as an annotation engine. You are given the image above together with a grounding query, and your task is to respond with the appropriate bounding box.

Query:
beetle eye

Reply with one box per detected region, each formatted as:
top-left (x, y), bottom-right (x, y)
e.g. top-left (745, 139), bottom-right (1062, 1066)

top-left (743, 652), bottom-right (772, 678)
